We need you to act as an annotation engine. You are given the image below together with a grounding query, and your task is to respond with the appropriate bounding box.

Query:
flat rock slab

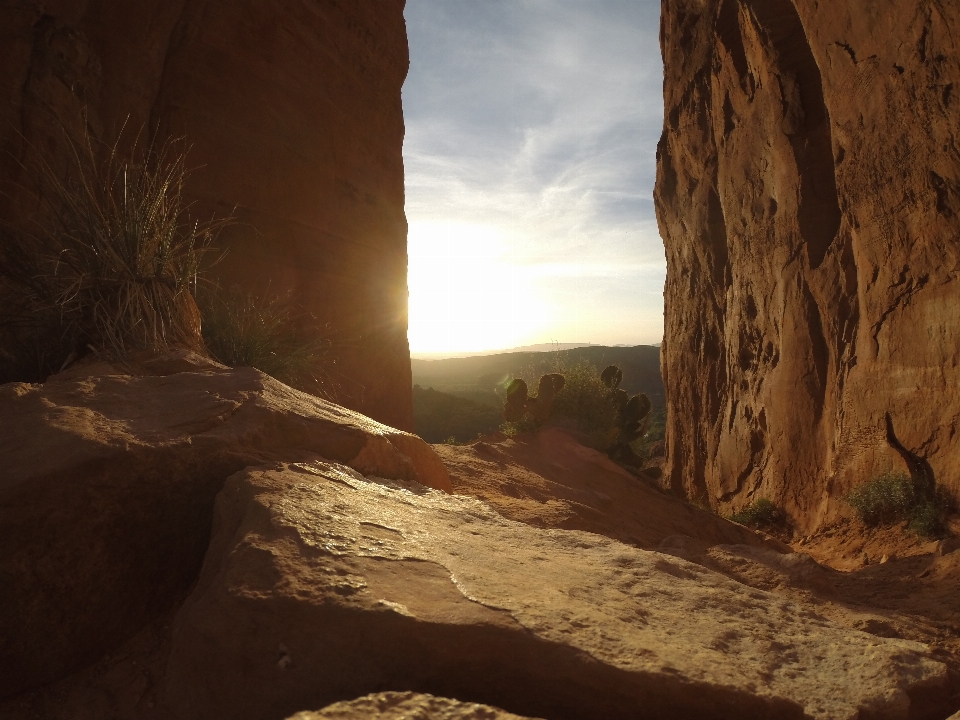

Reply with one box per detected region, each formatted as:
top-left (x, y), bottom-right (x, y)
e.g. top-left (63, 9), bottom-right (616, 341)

top-left (166, 461), bottom-right (947, 720)
top-left (0, 362), bottom-right (449, 697)
top-left (289, 692), bottom-right (542, 719)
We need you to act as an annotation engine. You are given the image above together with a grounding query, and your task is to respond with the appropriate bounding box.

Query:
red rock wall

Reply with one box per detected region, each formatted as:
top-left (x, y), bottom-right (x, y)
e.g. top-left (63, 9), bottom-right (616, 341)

top-left (656, 0), bottom-right (960, 529)
top-left (0, 0), bottom-right (414, 430)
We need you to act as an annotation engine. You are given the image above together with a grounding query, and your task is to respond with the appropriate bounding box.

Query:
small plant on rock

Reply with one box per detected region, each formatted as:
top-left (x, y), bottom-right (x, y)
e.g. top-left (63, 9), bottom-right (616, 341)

top-left (0, 124), bottom-right (227, 380)
top-left (728, 499), bottom-right (786, 531)
top-left (846, 471), bottom-right (951, 538)
top-left (199, 285), bottom-right (336, 399)
top-left (845, 472), bottom-right (917, 527)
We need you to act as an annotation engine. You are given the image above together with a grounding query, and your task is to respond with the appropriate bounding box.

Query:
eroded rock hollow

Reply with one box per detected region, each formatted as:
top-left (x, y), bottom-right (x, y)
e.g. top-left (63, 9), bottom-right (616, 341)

top-left (656, 0), bottom-right (960, 528)
top-left (0, 0), bottom-right (413, 429)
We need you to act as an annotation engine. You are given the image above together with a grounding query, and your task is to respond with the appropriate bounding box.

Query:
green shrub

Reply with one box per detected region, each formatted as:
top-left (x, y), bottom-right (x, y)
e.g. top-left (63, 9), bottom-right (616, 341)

top-left (908, 499), bottom-right (944, 538)
top-left (845, 472), bottom-right (916, 526)
top-left (728, 499), bottom-right (786, 529)
top-left (199, 286), bottom-right (335, 398)
top-left (846, 471), bottom-right (950, 538)
top-left (0, 125), bottom-right (226, 379)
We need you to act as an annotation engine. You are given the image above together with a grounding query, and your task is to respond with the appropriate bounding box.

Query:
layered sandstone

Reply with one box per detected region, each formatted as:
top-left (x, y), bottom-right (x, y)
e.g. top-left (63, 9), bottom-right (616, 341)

top-left (0, 0), bottom-right (413, 429)
top-left (0, 354), bottom-right (448, 697)
top-left (656, 0), bottom-right (960, 529)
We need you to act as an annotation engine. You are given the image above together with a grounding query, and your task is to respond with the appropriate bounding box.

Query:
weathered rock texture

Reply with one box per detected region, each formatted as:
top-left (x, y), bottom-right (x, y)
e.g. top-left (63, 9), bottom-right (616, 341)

top-left (289, 692), bottom-right (542, 720)
top-left (0, 0), bottom-right (413, 429)
top-left (164, 459), bottom-right (948, 720)
top-left (0, 354), bottom-right (449, 698)
top-left (435, 428), bottom-right (787, 551)
top-left (656, 0), bottom-right (960, 528)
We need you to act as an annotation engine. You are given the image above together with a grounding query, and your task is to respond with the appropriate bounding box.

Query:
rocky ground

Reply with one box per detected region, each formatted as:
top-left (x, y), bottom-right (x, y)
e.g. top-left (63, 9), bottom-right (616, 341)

top-left (439, 432), bottom-right (960, 714)
top-left (1, 360), bottom-right (959, 719)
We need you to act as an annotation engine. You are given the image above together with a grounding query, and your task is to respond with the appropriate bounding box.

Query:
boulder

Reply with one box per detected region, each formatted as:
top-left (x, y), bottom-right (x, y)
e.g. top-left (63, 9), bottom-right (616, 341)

top-left (0, 360), bottom-right (449, 697)
top-left (656, 0), bottom-right (960, 527)
top-left (165, 459), bottom-right (948, 720)
top-left (288, 692), bottom-right (541, 720)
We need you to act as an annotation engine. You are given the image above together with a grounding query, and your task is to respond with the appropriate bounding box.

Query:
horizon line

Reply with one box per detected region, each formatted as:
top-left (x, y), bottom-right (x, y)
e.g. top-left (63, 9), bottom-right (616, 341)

top-left (410, 341), bottom-right (662, 361)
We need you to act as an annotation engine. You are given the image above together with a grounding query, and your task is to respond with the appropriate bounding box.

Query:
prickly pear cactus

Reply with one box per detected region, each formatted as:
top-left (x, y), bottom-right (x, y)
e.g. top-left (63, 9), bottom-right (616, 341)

top-left (529, 373), bottom-right (565, 421)
top-left (601, 365), bottom-right (622, 389)
top-left (617, 392), bottom-right (651, 445)
top-left (538, 373), bottom-right (566, 397)
top-left (502, 373), bottom-right (566, 424)
top-left (503, 378), bottom-right (528, 422)
top-left (601, 364), bottom-right (653, 465)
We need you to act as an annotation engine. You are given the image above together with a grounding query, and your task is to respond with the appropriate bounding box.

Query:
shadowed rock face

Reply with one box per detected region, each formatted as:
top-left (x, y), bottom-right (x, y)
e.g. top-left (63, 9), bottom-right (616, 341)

top-left (0, 0), bottom-right (413, 429)
top-left (656, 0), bottom-right (960, 529)
top-left (0, 354), bottom-right (449, 698)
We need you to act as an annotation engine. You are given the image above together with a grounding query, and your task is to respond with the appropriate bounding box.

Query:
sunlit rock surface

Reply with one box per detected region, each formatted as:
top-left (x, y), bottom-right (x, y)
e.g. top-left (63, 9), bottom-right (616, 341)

top-left (656, 0), bottom-right (960, 527)
top-left (288, 692), bottom-right (542, 720)
top-left (0, 356), bottom-right (448, 697)
top-left (165, 459), bottom-right (947, 720)
top-left (0, 0), bottom-right (412, 428)
top-left (435, 427), bottom-right (788, 551)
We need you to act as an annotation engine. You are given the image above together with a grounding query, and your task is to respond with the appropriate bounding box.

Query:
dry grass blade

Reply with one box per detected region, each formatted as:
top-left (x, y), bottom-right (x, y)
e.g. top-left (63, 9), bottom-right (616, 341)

top-left (199, 285), bottom-right (339, 400)
top-left (0, 121), bottom-right (229, 376)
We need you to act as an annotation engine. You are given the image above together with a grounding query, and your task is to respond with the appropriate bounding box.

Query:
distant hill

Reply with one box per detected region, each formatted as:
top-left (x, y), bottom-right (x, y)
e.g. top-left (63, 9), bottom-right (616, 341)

top-left (411, 345), bottom-right (664, 409)
top-left (411, 386), bottom-right (503, 444)
top-left (411, 343), bottom-right (603, 360)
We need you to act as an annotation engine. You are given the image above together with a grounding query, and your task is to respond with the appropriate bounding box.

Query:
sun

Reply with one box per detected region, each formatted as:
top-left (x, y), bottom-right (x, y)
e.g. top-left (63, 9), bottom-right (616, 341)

top-left (406, 222), bottom-right (552, 354)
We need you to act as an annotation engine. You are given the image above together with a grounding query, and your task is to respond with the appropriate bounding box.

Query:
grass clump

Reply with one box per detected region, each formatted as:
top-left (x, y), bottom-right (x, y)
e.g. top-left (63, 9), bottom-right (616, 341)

top-left (846, 471), bottom-right (950, 538)
top-left (0, 121), bottom-right (340, 398)
top-left (728, 499), bottom-right (786, 531)
top-left (0, 124), bottom-right (226, 380)
top-left (199, 286), bottom-right (336, 398)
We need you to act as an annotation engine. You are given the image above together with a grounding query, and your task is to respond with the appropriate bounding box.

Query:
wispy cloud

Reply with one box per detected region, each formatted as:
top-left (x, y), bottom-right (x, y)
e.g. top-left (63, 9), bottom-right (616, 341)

top-left (403, 0), bottom-right (665, 351)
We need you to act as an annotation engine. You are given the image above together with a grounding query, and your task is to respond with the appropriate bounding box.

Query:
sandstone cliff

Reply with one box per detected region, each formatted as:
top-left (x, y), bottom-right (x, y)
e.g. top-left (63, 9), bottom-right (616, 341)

top-left (656, 0), bottom-right (960, 529)
top-left (0, 0), bottom-right (413, 429)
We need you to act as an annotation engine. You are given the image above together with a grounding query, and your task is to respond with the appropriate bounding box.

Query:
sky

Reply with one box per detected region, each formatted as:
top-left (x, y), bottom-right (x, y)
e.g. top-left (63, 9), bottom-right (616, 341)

top-left (402, 0), bottom-right (665, 356)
